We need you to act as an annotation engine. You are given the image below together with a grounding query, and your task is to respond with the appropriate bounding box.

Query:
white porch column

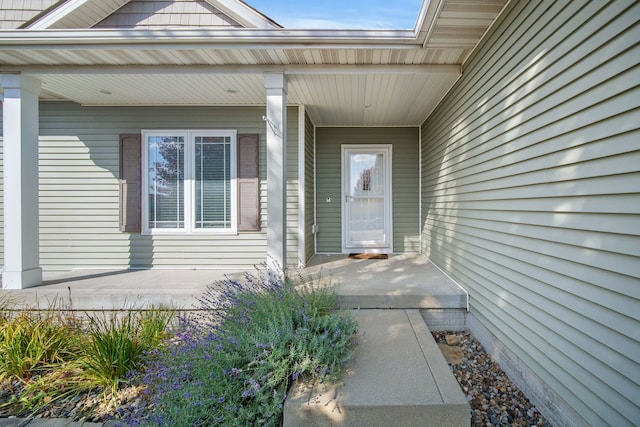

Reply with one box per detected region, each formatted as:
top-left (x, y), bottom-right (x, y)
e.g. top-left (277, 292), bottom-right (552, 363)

top-left (264, 73), bottom-right (287, 272)
top-left (1, 74), bottom-right (42, 289)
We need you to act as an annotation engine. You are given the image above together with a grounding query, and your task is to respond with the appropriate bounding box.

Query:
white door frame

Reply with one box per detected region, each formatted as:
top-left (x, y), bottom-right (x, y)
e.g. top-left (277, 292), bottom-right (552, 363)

top-left (341, 144), bottom-right (393, 254)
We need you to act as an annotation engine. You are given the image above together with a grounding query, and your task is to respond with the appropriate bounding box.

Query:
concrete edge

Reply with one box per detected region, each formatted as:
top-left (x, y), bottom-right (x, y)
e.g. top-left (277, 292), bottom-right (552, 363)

top-left (338, 295), bottom-right (467, 309)
top-left (406, 309), bottom-right (470, 406)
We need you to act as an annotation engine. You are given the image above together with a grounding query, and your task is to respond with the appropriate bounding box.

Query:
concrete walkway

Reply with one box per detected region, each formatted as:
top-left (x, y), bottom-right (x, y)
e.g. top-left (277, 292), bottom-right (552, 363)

top-left (284, 309), bottom-right (469, 427)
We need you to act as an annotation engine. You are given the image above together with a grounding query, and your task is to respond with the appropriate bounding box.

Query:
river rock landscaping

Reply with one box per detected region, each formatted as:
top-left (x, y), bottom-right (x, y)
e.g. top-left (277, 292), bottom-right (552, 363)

top-left (433, 331), bottom-right (552, 427)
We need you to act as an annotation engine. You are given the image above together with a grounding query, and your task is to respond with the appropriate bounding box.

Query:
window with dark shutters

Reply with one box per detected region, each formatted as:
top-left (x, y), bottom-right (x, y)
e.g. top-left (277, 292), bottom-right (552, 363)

top-left (119, 132), bottom-right (260, 234)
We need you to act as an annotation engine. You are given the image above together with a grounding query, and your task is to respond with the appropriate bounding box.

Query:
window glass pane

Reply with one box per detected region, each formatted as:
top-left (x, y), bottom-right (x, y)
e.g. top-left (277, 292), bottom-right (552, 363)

top-left (148, 136), bottom-right (185, 229)
top-left (350, 154), bottom-right (384, 196)
top-left (195, 136), bottom-right (231, 229)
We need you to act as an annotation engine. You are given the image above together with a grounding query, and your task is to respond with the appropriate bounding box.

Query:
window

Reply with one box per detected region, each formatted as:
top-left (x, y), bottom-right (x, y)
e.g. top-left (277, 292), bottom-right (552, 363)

top-left (142, 130), bottom-right (237, 234)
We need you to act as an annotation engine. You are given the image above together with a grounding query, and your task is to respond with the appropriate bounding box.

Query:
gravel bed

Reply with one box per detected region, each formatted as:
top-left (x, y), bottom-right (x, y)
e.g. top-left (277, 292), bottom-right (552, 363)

top-left (0, 380), bottom-right (149, 423)
top-left (432, 331), bottom-right (553, 427)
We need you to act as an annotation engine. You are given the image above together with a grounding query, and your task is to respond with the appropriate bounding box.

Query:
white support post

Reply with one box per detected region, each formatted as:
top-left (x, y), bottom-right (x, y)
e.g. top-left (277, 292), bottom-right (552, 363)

top-left (264, 72), bottom-right (287, 274)
top-left (1, 74), bottom-right (42, 289)
top-left (297, 105), bottom-right (306, 267)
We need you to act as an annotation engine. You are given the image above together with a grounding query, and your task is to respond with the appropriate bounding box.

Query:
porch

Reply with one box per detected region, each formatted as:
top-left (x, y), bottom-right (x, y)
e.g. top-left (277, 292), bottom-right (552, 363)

top-left (1, 253), bottom-right (471, 426)
top-left (2, 254), bottom-right (466, 318)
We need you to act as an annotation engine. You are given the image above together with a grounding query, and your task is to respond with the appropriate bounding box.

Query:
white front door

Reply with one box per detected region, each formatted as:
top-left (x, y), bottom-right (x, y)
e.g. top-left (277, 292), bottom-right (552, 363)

top-left (342, 145), bottom-right (392, 253)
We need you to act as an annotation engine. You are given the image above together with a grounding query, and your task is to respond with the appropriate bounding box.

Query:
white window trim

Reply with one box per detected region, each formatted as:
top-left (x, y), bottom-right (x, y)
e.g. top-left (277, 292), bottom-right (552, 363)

top-left (141, 129), bottom-right (237, 235)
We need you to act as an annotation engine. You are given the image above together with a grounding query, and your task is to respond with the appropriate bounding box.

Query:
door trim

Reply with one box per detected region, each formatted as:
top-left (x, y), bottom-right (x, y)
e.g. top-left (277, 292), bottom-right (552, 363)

top-left (341, 144), bottom-right (393, 254)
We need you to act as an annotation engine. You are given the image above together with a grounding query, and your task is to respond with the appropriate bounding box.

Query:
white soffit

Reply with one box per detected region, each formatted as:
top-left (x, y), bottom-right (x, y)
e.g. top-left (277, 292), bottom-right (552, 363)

top-left (288, 73), bottom-right (459, 126)
top-left (426, 0), bottom-right (509, 50)
top-left (35, 73), bottom-right (268, 106)
top-left (33, 70), bottom-right (459, 126)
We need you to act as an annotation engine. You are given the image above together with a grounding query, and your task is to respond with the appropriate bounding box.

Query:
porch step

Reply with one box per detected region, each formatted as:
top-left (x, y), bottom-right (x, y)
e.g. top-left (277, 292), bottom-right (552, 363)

top-left (307, 254), bottom-right (468, 310)
top-left (283, 309), bottom-right (470, 427)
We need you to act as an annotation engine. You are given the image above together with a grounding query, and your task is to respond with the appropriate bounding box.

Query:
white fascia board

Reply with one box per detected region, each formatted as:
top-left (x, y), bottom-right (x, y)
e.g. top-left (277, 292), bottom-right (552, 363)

top-left (0, 28), bottom-right (418, 48)
top-left (2, 64), bottom-right (461, 75)
top-left (206, 0), bottom-right (281, 29)
top-left (415, 0), bottom-right (446, 47)
top-left (27, 0), bottom-right (129, 30)
top-left (27, 0), bottom-right (92, 29)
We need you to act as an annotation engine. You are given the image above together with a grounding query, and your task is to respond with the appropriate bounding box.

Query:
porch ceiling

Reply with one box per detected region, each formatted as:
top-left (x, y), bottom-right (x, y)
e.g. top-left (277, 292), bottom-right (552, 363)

top-left (0, 0), bottom-right (508, 126)
top-left (25, 68), bottom-right (459, 126)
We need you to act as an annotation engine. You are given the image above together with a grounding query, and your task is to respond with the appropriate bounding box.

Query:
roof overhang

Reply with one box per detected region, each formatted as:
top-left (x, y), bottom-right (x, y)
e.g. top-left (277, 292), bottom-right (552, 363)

top-left (0, 28), bottom-right (420, 47)
top-left (0, 0), bottom-right (509, 126)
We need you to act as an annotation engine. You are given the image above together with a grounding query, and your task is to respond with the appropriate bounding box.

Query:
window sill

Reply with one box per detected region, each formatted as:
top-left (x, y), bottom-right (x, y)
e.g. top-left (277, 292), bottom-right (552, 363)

top-left (141, 230), bottom-right (239, 236)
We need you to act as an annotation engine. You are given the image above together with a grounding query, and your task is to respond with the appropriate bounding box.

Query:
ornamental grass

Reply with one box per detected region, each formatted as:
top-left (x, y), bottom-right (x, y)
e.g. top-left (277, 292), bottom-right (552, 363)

top-left (0, 296), bottom-right (174, 418)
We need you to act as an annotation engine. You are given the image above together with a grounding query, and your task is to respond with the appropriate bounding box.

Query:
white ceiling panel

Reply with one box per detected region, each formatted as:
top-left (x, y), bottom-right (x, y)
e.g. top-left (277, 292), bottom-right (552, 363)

top-left (32, 70), bottom-right (458, 126)
top-left (287, 72), bottom-right (459, 126)
top-left (36, 73), bottom-right (267, 106)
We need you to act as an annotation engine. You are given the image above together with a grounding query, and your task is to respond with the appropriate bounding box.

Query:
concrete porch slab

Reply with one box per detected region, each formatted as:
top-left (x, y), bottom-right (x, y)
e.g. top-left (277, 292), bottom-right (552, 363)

top-left (1, 269), bottom-right (247, 310)
top-left (1, 254), bottom-right (466, 314)
top-left (305, 254), bottom-right (467, 310)
top-left (284, 309), bottom-right (470, 426)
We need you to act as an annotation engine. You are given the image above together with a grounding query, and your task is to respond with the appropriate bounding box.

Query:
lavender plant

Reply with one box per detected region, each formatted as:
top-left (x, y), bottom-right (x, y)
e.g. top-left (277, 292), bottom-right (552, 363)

top-left (129, 270), bottom-right (357, 426)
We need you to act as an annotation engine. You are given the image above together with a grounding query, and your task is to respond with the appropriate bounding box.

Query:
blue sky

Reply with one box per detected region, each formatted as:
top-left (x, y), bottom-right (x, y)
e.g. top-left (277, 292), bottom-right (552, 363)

top-left (245, 0), bottom-right (423, 29)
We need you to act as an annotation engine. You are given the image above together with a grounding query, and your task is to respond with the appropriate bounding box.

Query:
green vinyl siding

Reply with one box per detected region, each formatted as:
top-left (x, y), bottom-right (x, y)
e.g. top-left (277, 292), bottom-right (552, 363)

top-left (315, 127), bottom-right (419, 253)
top-left (0, 102), bottom-right (300, 274)
top-left (421, 1), bottom-right (640, 426)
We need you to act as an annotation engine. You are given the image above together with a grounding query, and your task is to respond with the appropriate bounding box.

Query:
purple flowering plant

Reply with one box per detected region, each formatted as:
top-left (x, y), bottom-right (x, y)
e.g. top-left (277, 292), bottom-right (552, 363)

top-left (128, 268), bottom-right (357, 426)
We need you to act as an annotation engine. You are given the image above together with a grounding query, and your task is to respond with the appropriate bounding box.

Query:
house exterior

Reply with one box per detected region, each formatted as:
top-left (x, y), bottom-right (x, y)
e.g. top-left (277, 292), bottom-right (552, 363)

top-left (0, 1), bottom-right (638, 426)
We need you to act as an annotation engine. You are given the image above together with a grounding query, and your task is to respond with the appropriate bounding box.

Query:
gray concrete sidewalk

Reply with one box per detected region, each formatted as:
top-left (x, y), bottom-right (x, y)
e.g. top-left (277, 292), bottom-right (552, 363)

top-left (284, 309), bottom-right (470, 426)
